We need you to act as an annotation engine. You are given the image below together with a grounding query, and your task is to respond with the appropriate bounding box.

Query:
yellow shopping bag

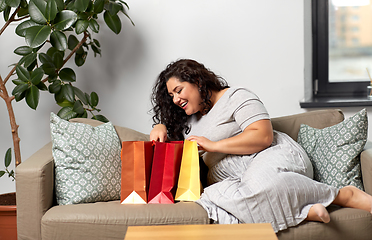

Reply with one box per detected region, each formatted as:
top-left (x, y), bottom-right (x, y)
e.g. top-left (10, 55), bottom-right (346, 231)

top-left (175, 140), bottom-right (201, 201)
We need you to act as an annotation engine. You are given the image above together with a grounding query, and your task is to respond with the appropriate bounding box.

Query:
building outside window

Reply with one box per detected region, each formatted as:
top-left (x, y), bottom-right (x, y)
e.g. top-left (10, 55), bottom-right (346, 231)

top-left (301, 0), bottom-right (372, 107)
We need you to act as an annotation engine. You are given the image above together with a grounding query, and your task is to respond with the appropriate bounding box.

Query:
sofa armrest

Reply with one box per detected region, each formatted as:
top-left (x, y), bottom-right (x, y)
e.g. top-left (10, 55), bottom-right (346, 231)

top-left (361, 141), bottom-right (372, 195)
top-left (16, 142), bottom-right (54, 240)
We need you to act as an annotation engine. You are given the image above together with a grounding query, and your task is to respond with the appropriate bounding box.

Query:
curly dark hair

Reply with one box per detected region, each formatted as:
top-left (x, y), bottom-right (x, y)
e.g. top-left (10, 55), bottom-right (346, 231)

top-left (151, 59), bottom-right (229, 140)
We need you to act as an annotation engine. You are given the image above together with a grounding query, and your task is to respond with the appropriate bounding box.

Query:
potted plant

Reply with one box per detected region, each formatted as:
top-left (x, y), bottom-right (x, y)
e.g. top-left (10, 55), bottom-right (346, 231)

top-left (0, 0), bottom-right (133, 239)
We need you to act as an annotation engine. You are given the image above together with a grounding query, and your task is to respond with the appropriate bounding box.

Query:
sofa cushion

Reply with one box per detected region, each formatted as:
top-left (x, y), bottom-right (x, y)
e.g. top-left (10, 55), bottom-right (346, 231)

top-left (271, 109), bottom-right (344, 141)
top-left (277, 205), bottom-right (372, 240)
top-left (69, 118), bottom-right (150, 142)
top-left (50, 113), bottom-right (122, 205)
top-left (41, 201), bottom-right (209, 240)
top-left (297, 109), bottom-right (368, 190)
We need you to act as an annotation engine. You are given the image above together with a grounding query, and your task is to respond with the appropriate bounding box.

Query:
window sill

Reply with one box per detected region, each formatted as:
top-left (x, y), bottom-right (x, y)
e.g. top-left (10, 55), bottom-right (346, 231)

top-left (300, 96), bottom-right (372, 108)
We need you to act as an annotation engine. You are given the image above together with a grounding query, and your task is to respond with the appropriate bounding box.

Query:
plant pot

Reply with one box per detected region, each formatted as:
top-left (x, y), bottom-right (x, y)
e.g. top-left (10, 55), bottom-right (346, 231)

top-left (0, 192), bottom-right (17, 240)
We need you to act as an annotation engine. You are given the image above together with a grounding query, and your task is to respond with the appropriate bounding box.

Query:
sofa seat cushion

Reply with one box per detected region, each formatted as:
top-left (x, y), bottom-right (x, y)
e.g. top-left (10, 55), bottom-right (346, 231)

top-left (41, 200), bottom-right (209, 240)
top-left (277, 206), bottom-right (372, 240)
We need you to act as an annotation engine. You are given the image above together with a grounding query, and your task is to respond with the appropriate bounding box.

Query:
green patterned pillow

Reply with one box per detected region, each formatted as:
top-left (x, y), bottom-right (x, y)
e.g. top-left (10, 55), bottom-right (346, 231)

top-left (50, 112), bottom-right (121, 205)
top-left (297, 109), bottom-right (367, 190)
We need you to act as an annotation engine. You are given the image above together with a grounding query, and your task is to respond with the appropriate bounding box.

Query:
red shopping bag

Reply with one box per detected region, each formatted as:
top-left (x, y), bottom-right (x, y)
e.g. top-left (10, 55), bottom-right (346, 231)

top-left (148, 141), bottom-right (184, 204)
top-left (120, 141), bottom-right (153, 204)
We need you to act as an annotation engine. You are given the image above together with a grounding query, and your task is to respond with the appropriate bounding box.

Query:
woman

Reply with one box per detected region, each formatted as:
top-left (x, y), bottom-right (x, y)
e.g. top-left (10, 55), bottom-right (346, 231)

top-left (150, 59), bottom-right (372, 232)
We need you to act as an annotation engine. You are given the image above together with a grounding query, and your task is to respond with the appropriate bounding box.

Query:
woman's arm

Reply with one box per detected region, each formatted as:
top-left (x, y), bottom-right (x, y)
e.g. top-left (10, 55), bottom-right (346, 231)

top-left (187, 119), bottom-right (273, 155)
top-left (150, 124), bottom-right (168, 142)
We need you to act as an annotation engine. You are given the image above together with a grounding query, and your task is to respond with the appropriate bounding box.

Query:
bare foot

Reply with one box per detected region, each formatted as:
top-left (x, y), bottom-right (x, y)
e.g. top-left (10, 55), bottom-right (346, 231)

top-left (306, 204), bottom-right (330, 223)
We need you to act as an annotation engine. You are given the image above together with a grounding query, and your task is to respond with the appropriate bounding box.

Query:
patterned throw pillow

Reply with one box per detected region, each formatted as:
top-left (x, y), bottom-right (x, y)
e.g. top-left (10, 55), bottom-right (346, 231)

top-left (50, 112), bottom-right (121, 205)
top-left (297, 109), bottom-right (367, 190)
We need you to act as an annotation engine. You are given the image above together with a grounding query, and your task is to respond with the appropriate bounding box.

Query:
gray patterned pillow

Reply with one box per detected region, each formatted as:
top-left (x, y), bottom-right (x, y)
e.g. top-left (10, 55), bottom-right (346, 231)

top-left (297, 109), bottom-right (367, 190)
top-left (50, 112), bottom-right (121, 205)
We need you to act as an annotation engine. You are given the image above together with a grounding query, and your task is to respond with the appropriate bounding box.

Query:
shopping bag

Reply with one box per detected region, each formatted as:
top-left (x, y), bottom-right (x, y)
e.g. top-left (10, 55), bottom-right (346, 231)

top-left (148, 141), bottom-right (184, 204)
top-left (120, 141), bottom-right (153, 204)
top-left (175, 140), bottom-right (201, 201)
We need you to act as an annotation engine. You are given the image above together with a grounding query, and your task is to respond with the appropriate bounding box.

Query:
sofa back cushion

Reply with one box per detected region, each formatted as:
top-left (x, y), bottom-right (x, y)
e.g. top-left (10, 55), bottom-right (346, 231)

top-left (69, 118), bottom-right (150, 142)
top-left (271, 109), bottom-right (344, 141)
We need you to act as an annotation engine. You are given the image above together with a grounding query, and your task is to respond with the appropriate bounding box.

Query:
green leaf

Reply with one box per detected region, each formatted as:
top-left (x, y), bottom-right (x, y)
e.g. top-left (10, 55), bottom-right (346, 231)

top-left (16, 65), bottom-right (30, 82)
top-left (45, 0), bottom-right (58, 22)
top-left (39, 52), bottom-right (53, 64)
top-left (73, 86), bottom-right (88, 105)
top-left (12, 79), bottom-right (27, 85)
top-left (17, 7), bottom-right (29, 17)
top-left (12, 83), bottom-right (29, 101)
top-left (36, 81), bottom-right (47, 91)
top-left (25, 85), bottom-right (40, 109)
top-left (21, 52), bottom-right (37, 68)
top-left (48, 80), bottom-right (61, 93)
top-left (5, 0), bottom-right (20, 8)
top-left (55, 0), bottom-right (63, 11)
top-left (77, 12), bottom-right (89, 20)
top-left (0, 0), bottom-right (7, 12)
top-left (20, 0), bottom-right (27, 8)
top-left (27, 60), bottom-right (37, 72)
top-left (90, 91), bottom-right (98, 107)
top-left (61, 84), bottom-right (75, 102)
top-left (93, 0), bottom-right (104, 13)
top-left (78, 111), bottom-right (88, 118)
top-left (0, 171), bottom-right (5, 178)
top-left (30, 67), bottom-right (44, 85)
top-left (88, 19), bottom-right (99, 33)
top-left (75, 0), bottom-right (90, 12)
top-left (103, 11), bottom-right (121, 34)
top-left (25, 25), bottom-right (52, 48)
top-left (73, 100), bottom-right (84, 114)
top-left (59, 68), bottom-right (76, 82)
top-left (91, 45), bottom-right (101, 57)
top-left (92, 114), bottom-right (109, 123)
top-left (52, 51), bottom-right (64, 69)
top-left (57, 99), bottom-right (74, 107)
top-left (41, 62), bottom-right (56, 76)
top-left (74, 52), bottom-right (87, 66)
top-left (9, 170), bottom-right (15, 180)
top-left (47, 46), bottom-right (64, 58)
top-left (50, 30), bottom-right (67, 51)
top-left (75, 19), bottom-right (89, 34)
top-left (85, 92), bottom-right (91, 105)
top-left (93, 39), bottom-right (100, 47)
top-left (118, 0), bottom-right (130, 10)
top-left (15, 20), bottom-right (39, 37)
top-left (4, 148), bottom-right (12, 168)
top-left (106, 1), bottom-right (122, 15)
top-left (57, 106), bottom-right (77, 120)
top-left (14, 46), bottom-right (33, 56)
top-left (67, 35), bottom-right (79, 51)
top-left (28, 0), bottom-right (47, 24)
top-left (53, 10), bottom-right (78, 31)
top-left (3, 6), bottom-right (11, 21)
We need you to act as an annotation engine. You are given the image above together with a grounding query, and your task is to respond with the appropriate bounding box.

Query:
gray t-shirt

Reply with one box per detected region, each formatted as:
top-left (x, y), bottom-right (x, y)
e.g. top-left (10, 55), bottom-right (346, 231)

top-left (184, 87), bottom-right (270, 168)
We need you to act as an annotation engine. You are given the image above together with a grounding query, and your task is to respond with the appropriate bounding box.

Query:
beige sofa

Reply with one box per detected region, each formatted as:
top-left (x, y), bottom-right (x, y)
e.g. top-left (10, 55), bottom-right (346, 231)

top-left (16, 109), bottom-right (372, 240)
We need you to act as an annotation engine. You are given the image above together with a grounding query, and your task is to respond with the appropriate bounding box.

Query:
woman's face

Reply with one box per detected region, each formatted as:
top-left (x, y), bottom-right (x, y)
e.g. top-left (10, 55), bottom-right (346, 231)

top-left (166, 77), bottom-right (202, 115)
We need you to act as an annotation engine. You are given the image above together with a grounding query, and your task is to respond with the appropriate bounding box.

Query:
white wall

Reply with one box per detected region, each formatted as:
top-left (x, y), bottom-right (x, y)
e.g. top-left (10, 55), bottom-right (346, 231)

top-left (1, 0), bottom-right (371, 194)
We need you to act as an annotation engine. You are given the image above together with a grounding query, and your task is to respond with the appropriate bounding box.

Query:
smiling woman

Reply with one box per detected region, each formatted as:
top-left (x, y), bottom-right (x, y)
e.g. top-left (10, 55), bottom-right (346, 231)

top-left (149, 58), bottom-right (372, 233)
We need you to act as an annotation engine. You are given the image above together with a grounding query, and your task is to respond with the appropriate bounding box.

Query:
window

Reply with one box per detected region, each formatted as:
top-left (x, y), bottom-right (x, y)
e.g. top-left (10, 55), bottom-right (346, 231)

top-left (301, 0), bottom-right (372, 108)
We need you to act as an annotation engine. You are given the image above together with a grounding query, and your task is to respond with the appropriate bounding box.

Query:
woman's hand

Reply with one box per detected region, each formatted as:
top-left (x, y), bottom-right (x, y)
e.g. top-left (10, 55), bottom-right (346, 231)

top-left (186, 135), bottom-right (217, 152)
top-left (150, 124), bottom-right (167, 142)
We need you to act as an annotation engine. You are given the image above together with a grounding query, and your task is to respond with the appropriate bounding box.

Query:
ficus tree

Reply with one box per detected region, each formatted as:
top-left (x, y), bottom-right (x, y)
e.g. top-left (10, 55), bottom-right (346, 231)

top-left (0, 0), bottom-right (133, 180)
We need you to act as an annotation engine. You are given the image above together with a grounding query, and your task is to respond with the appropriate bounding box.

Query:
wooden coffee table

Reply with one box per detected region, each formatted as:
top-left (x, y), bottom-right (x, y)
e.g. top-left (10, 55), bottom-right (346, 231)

top-left (124, 223), bottom-right (278, 240)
